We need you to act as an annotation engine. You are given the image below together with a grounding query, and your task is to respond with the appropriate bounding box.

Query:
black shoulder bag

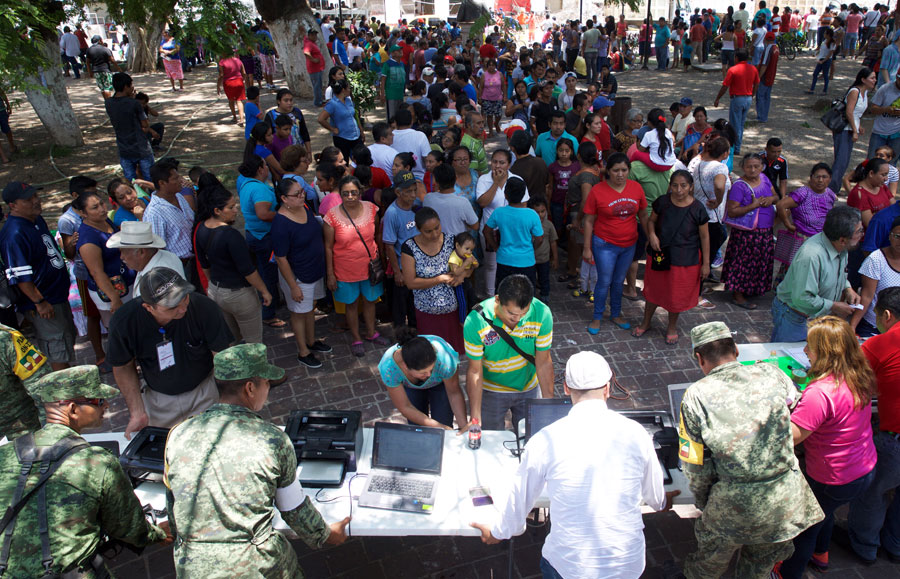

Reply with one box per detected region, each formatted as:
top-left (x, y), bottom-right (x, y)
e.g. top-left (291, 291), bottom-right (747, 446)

top-left (342, 205), bottom-right (385, 286)
top-left (472, 303), bottom-right (535, 365)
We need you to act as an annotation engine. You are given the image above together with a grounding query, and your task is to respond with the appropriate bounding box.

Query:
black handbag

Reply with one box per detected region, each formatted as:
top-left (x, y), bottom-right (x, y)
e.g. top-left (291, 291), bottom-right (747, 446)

top-left (342, 205), bottom-right (385, 286)
top-left (820, 89), bottom-right (851, 133)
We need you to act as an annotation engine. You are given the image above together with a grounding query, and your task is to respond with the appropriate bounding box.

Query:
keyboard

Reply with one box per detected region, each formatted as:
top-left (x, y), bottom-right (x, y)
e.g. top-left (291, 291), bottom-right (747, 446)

top-left (368, 475), bottom-right (434, 499)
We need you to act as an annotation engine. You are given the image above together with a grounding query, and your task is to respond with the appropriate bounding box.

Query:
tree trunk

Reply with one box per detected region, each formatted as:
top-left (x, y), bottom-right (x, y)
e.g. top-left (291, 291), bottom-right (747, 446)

top-left (255, 0), bottom-right (333, 98)
top-left (24, 34), bottom-right (83, 148)
top-left (125, 20), bottom-right (165, 73)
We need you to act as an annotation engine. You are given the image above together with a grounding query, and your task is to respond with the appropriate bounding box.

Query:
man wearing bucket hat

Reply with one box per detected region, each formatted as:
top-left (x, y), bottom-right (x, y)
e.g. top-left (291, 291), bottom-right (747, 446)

top-left (0, 366), bottom-right (170, 577)
top-left (164, 344), bottom-right (349, 576)
top-left (679, 321), bottom-right (823, 578)
top-left (471, 351), bottom-right (676, 577)
top-left (107, 267), bottom-right (233, 438)
top-left (107, 220), bottom-right (185, 299)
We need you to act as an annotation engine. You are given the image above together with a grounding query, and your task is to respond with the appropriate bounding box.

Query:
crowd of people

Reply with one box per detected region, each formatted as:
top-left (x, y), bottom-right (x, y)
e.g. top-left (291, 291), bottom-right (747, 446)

top-left (6, 3), bottom-right (900, 578)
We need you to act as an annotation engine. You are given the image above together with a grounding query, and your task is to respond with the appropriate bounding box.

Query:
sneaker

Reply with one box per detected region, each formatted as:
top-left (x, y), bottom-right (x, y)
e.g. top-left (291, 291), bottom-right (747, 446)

top-left (307, 340), bottom-right (333, 353)
top-left (809, 551), bottom-right (829, 571)
top-left (573, 289), bottom-right (585, 297)
top-left (588, 293), bottom-right (594, 303)
top-left (297, 352), bottom-right (322, 368)
top-left (712, 252), bottom-right (724, 269)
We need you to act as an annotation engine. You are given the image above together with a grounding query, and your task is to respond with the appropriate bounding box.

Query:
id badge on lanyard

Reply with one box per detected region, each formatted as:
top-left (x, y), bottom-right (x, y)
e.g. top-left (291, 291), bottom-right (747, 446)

top-left (157, 327), bottom-right (175, 371)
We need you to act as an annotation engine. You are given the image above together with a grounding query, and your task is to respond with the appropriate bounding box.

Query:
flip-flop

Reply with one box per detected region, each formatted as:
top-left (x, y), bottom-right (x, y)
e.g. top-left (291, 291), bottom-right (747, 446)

top-left (557, 273), bottom-right (577, 282)
top-left (613, 320), bottom-right (631, 330)
top-left (665, 334), bottom-right (679, 345)
top-left (366, 332), bottom-right (390, 346)
top-left (567, 280), bottom-right (580, 289)
top-left (731, 300), bottom-right (758, 310)
top-left (350, 341), bottom-right (365, 357)
top-left (631, 327), bottom-right (649, 338)
top-left (623, 292), bottom-right (643, 302)
top-left (264, 318), bottom-right (287, 328)
top-left (697, 298), bottom-right (716, 310)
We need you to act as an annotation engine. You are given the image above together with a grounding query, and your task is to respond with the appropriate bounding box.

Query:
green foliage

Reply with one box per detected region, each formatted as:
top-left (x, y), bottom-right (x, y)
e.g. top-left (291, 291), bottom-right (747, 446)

top-left (604, 0), bottom-right (643, 13)
top-left (0, 0), bottom-right (72, 90)
top-left (173, 0), bottom-right (254, 59)
top-left (347, 69), bottom-right (379, 114)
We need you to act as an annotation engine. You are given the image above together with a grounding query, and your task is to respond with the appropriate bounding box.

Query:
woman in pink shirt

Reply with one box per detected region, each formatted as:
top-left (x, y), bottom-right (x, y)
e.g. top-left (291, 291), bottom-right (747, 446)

top-left (778, 316), bottom-right (877, 578)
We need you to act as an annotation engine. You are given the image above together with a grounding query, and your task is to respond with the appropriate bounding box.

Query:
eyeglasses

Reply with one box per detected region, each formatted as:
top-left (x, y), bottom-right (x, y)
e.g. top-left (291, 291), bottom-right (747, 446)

top-left (60, 398), bottom-right (106, 407)
top-left (340, 189), bottom-right (361, 197)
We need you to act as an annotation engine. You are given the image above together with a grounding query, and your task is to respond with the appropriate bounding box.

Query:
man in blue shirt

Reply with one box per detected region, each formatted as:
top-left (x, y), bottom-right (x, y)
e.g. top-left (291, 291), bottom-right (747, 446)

top-left (485, 177), bottom-right (543, 292)
top-left (334, 27), bottom-right (350, 68)
top-left (0, 182), bottom-right (76, 370)
top-left (535, 111), bottom-right (579, 165)
top-left (654, 18), bottom-right (672, 70)
top-left (381, 171), bottom-right (419, 328)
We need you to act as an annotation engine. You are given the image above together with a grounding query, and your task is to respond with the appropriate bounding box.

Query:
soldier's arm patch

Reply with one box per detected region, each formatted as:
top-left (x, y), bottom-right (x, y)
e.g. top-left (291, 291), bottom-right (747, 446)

top-left (678, 414), bottom-right (705, 466)
top-left (9, 330), bottom-right (46, 380)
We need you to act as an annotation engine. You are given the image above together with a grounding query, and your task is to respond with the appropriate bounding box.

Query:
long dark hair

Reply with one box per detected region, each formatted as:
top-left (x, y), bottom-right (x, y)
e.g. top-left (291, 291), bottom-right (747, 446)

top-left (850, 157), bottom-right (888, 183)
top-left (243, 122), bottom-right (271, 164)
top-left (646, 107), bottom-right (671, 160)
top-left (851, 67), bottom-right (874, 90)
top-left (194, 172), bottom-right (234, 228)
top-left (396, 326), bottom-right (436, 371)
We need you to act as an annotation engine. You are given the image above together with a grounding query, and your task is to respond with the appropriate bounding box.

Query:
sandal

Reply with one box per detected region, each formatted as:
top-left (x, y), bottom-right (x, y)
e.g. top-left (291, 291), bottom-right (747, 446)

top-left (567, 280), bottom-right (581, 289)
top-left (350, 341), bottom-right (365, 357)
top-left (631, 327), bottom-right (649, 338)
top-left (623, 291), bottom-right (643, 302)
top-left (557, 273), bottom-right (577, 282)
top-left (264, 318), bottom-right (287, 328)
top-left (697, 298), bottom-right (716, 310)
top-left (665, 334), bottom-right (679, 345)
top-left (731, 300), bottom-right (758, 310)
top-left (366, 332), bottom-right (390, 346)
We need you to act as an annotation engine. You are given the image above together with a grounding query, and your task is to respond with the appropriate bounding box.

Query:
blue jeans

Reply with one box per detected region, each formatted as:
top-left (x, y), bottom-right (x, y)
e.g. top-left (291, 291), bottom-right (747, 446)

top-left (245, 232), bottom-right (281, 320)
top-left (585, 53), bottom-right (598, 85)
top-left (811, 58), bottom-right (832, 93)
top-left (119, 155), bottom-right (155, 182)
top-left (591, 235), bottom-right (635, 320)
top-left (404, 381), bottom-right (453, 427)
top-left (849, 432), bottom-right (900, 560)
top-left (309, 70), bottom-right (323, 106)
top-left (655, 45), bottom-right (669, 69)
top-left (752, 44), bottom-right (764, 65)
top-left (844, 32), bottom-right (859, 55)
top-left (728, 95), bottom-right (752, 154)
top-left (781, 470), bottom-right (875, 579)
top-left (829, 129), bottom-right (854, 194)
top-left (480, 386), bottom-right (538, 431)
top-left (868, 131), bottom-right (900, 165)
top-left (770, 297), bottom-right (809, 342)
top-left (62, 54), bottom-right (81, 78)
top-left (756, 83), bottom-right (773, 122)
top-left (540, 557), bottom-right (564, 579)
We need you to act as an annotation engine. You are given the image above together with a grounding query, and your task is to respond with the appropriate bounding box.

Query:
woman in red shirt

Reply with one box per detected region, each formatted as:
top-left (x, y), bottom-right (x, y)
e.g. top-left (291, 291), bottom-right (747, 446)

top-left (847, 157), bottom-right (892, 228)
top-left (582, 152), bottom-right (649, 334)
top-left (581, 112), bottom-right (610, 164)
top-left (217, 53), bottom-right (247, 125)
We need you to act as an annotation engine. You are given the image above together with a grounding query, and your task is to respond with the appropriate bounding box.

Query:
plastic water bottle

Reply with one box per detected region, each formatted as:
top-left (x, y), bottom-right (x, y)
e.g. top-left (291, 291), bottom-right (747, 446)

top-left (468, 419), bottom-right (482, 450)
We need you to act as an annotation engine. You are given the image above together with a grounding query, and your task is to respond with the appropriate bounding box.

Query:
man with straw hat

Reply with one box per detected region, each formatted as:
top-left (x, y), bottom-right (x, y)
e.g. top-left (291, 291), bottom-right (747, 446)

top-left (106, 220), bottom-right (185, 298)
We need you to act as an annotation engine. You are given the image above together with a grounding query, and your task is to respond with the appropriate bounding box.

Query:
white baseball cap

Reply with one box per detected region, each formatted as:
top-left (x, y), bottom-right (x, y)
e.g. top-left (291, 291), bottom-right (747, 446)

top-left (564, 351), bottom-right (613, 390)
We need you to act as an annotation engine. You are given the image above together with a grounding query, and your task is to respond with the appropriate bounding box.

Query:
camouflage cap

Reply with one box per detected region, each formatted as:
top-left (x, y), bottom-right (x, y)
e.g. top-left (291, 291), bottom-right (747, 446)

top-left (214, 343), bottom-right (285, 382)
top-left (32, 365), bottom-right (120, 403)
top-left (690, 321), bottom-right (733, 350)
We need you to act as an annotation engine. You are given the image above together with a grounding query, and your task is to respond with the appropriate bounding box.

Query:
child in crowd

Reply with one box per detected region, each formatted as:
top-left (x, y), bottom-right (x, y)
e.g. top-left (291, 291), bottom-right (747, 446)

top-left (423, 150), bottom-right (442, 193)
top-left (682, 41), bottom-right (694, 71)
top-left (315, 163), bottom-right (346, 216)
top-left (630, 107), bottom-right (677, 171)
top-left (188, 166), bottom-right (206, 190)
top-left (280, 145), bottom-right (318, 213)
top-left (243, 85), bottom-right (263, 140)
top-left (354, 165), bottom-right (377, 206)
top-left (548, 138), bottom-right (579, 236)
top-left (244, 122), bottom-right (284, 181)
top-left (529, 197), bottom-right (559, 300)
top-left (484, 177), bottom-right (543, 291)
top-left (135, 92), bottom-right (164, 151)
top-left (268, 114), bottom-right (294, 162)
top-left (448, 231), bottom-right (479, 323)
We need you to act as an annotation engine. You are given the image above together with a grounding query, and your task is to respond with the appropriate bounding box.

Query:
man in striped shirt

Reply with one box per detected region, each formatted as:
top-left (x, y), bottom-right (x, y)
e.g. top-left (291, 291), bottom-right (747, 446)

top-left (463, 274), bottom-right (554, 431)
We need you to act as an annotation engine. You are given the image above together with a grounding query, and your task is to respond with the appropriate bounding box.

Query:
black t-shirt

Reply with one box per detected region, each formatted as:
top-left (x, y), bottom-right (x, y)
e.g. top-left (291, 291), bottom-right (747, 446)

top-left (195, 223), bottom-right (255, 289)
top-left (427, 80), bottom-right (448, 104)
top-left (86, 44), bottom-right (113, 73)
top-left (565, 110), bottom-right (582, 135)
top-left (104, 96), bottom-right (152, 160)
top-left (761, 153), bottom-right (789, 194)
top-left (652, 195), bottom-right (710, 266)
top-left (107, 293), bottom-right (233, 395)
top-left (530, 98), bottom-right (560, 136)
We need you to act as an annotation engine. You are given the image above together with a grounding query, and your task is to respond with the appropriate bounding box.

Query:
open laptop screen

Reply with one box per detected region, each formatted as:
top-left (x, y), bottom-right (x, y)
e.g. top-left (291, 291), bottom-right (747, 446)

top-left (525, 399), bottom-right (573, 443)
top-left (372, 423), bottom-right (444, 474)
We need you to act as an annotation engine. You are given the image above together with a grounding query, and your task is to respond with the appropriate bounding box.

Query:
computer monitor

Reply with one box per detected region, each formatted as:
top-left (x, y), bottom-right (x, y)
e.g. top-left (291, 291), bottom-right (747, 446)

top-left (524, 398), bottom-right (573, 443)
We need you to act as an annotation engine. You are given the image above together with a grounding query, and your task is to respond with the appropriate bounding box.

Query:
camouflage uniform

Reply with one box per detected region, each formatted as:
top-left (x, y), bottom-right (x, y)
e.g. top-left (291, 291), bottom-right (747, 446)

top-left (0, 366), bottom-right (166, 577)
top-left (0, 323), bottom-right (50, 441)
top-left (679, 322), bottom-right (824, 579)
top-left (164, 344), bottom-right (331, 578)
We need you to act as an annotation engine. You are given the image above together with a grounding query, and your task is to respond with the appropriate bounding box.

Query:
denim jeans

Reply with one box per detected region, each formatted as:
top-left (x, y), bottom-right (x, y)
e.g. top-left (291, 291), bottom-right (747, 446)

top-left (829, 129), bottom-right (854, 194)
top-left (752, 44), bottom-right (764, 65)
top-left (119, 155), bottom-right (155, 182)
top-left (770, 297), bottom-right (809, 342)
top-left (540, 557), bottom-right (564, 579)
top-left (245, 232), bottom-right (281, 320)
top-left (756, 83), bottom-right (773, 122)
top-left (309, 70), bottom-right (323, 106)
top-left (868, 132), bottom-right (900, 165)
top-left (849, 431), bottom-right (900, 560)
top-left (728, 95), bottom-right (752, 154)
top-left (585, 53), bottom-right (598, 85)
top-left (591, 235), bottom-right (635, 320)
top-left (844, 32), bottom-right (859, 55)
top-left (780, 470), bottom-right (875, 579)
top-left (62, 54), bottom-right (81, 78)
top-left (404, 381), bottom-right (453, 427)
top-left (481, 386), bottom-right (538, 431)
top-left (655, 45), bottom-right (669, 69)
top-left (811, 58), bottom-right (832, 93)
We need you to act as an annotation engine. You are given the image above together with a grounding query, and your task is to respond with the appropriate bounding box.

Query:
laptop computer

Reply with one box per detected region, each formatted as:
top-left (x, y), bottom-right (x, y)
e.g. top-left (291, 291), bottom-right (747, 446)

top-left (357, 422), bottom-right (445, 514)
top-left (524, 398), bottom-right (573, 443)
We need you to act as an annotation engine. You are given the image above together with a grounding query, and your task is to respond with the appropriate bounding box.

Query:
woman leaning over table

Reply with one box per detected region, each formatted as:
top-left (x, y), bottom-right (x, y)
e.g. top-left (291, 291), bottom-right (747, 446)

top-left (778, 316), bottom-right (877, 579)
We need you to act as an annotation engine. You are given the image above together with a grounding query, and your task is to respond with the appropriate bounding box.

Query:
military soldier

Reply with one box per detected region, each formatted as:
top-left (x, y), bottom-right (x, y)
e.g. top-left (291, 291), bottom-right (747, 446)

top-left (0, 366), bottom-right (170, 577)
top-left (0, 322), bottom-right (50, 440)
top-left (164, 343), bottom-right (350, 577)
top-left (679, 321), bottom-right (823, 578)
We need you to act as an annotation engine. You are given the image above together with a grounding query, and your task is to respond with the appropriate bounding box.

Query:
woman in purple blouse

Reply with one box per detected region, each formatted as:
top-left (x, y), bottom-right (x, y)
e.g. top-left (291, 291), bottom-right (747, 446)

top-left (721, 153), bottom-right (779, 310)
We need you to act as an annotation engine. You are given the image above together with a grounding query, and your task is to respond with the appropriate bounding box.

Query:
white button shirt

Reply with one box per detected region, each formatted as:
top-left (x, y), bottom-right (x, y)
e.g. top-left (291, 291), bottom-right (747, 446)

top-left (491, 398), bottom-right (666, 579)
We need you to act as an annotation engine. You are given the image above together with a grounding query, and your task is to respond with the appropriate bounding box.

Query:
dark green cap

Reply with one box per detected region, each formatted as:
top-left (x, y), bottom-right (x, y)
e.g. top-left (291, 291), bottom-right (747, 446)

top-left (32, 365), bottom-right (120, 403)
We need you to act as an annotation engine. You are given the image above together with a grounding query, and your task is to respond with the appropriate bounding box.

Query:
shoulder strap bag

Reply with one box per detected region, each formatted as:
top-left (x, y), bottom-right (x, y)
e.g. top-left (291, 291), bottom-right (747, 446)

top-left (472, 303), bottom-right (535, 365)
top-left (341, 204), bottom-right (385, 286)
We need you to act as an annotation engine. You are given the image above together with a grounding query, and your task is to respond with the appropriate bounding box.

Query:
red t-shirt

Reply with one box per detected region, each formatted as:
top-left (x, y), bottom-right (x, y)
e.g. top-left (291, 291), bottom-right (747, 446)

top-left (760, 44), bottom-right (779, 86)
top-left (583, 180), bottom-right (647, 246)
top-left (582, 120), bottom-right (612, 155)
top-left (303, 38), bottom-right (326, 74)
top-left (401, 42), bottom-right (416, 65)
top-left (479, 43), bottom-right (498, 59)
top-left (690, 23), bottom-right (706, 43)
top-left (863, 322), bottom-right (900, 432)
top-left (723, 62), bottom-right (759, 96)
top-left (370, 166), bottom-right (393, 190)
top-left (849, 184), bottom-right (894, 216)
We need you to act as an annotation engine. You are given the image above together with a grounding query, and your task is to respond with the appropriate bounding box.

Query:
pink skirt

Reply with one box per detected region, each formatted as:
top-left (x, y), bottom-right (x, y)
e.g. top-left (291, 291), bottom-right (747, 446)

top-left (163, 59), bottom-right (184, 80)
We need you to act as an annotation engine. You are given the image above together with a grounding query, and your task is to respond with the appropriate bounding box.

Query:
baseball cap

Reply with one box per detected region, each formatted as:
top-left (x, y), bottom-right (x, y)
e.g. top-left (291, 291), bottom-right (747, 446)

top-left (565, 351), bottom-right (613, 390)
top-left (592, 96), bottom-right (615, 110)
top-left (214, 343), bottom-right (285, 382)
top-left (422, 66), bottom-right (435, 76)
top-left (32, 365), bottom-right (120, 404)
top-left (106, 221), bottom-right (166, 249)
top-left (394, 170), bottom-right (417, 190)
top-left (690, 321), bottom-right (733, 349)
top-left (680, 97), bottom-right (693, 106)
top-left (139, 267), bottom-right (194, 307)
top-left (2, 182), bottom-right (41, 204)
top-left (390, 43), bottom-right (403, 52)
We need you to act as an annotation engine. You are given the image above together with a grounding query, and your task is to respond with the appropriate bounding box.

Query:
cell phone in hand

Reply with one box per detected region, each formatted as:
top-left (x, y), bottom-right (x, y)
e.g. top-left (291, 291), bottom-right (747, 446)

top-left (470, 486), bottom-right (494, 507)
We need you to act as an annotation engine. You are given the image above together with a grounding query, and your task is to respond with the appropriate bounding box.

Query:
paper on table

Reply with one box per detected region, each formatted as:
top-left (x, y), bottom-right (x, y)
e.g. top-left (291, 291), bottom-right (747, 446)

top-left (783, 347), bottom-right (811, 370)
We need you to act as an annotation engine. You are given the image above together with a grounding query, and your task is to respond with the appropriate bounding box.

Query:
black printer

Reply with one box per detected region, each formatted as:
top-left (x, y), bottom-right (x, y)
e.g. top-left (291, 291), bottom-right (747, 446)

top-left (617, 410), bottom-right (680, 469)
top-left (119, 426), bottom-right (169, 480)
top-left (285, 410), bottom-right (363, 488)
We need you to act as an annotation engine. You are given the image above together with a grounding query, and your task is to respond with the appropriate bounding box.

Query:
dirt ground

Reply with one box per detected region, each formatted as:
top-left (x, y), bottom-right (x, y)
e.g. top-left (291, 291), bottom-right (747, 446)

top-left (0, 49), bottom-right (873, 224)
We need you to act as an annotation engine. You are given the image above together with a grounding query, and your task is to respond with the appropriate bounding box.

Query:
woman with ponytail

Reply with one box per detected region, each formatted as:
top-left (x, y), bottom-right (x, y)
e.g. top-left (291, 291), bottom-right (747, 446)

top-left (194, 172), bottom-right (271, 345)
top-left (628, 107), bottom-right (677, 172)
top-left (243, 121), bottom-right (284, 181)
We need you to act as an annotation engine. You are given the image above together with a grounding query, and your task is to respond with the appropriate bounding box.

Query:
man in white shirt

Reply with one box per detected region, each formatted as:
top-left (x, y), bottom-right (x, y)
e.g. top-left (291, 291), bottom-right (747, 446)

top-left (59, 26), bottom-right (83, 78)
top-left (107, 221), bottom-right (185, 298)
top-left (368, 121), bottom-right (400, 176)
top-left (390, 108), bottom-right (432, 181)
top-left (471, 351), bottom-right (676, 579)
